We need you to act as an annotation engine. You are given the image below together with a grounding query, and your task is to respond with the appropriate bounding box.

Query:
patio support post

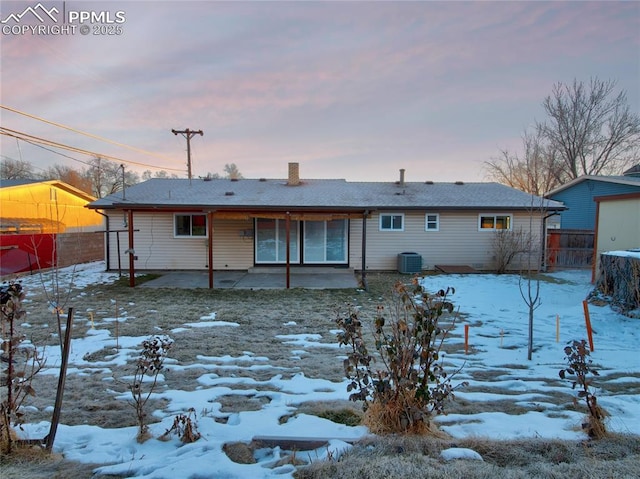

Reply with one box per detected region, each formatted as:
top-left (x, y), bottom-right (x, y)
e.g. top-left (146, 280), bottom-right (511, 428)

top-left (127, 210), bottom-right (135, 287)
top-left (285, 212), bottom-right (291, 289)
top-left (208, 211), bottom-right (214, 289)
top-left (116, 232), bottom-right (121, 276)
top-left (592, 201), bottom-right (600, 284)
top-left (361, 210), bottom-right (368, 291)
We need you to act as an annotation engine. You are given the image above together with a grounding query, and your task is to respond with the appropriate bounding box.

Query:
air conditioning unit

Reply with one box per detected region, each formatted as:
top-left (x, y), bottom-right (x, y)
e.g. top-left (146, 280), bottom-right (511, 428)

top-left (397, 252), bottom-right (422, 274)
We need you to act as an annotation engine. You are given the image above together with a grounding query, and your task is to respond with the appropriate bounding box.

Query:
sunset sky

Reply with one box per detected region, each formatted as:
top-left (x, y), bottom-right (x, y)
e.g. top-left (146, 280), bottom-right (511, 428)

top-left (1, 0), bottom-right (639, 183)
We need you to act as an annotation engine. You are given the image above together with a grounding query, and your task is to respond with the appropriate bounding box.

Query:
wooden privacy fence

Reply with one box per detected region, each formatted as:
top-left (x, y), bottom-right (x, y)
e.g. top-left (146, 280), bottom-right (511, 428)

top-left (547, 229), bottom-right (594, 270)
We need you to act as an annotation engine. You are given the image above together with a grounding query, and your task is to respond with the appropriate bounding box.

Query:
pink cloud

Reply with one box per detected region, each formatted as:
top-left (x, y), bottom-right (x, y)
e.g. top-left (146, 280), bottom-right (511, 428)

top-left (1, 1), bottom-right (637, 183)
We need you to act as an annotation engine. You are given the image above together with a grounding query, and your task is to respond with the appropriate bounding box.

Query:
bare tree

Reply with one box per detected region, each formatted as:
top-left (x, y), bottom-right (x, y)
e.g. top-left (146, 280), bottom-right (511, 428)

top-left (199, 163), bottom-right (243, 181)
top-left (487, 78), bottom-right (640, 194)
top-left (223, 163), bottom-right (243, 180)
top-left (520, 201), bottom-right (543, 361)
top-left (539, 78), bottom-right (640, 180)
top-left (41, 164), bottom-right (93, 195)
top-left (518, 146), bottom-right (547, 361)
top-left (486, 130), bottom-right (562, 195)
top-left (0, 158), bottom-right (35, 179)
top-left (141, 169), bottom-right (180, 181)
top-left (82, 158), bottom-right (139, 198)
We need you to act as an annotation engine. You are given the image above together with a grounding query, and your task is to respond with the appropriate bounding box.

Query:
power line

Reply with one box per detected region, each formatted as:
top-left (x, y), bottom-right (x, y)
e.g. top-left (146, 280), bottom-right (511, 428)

top-left (1, 104), bottom-right (180, 165)
top-left (0, 127), bottom-right (184, 172)
top-left (3, 137), bottom-right (101, 171)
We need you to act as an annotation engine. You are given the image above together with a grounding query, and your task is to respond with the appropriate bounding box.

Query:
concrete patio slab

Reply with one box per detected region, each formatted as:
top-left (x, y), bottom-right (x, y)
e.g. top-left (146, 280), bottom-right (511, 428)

top-left (138, 268), bottom-right (360, 290)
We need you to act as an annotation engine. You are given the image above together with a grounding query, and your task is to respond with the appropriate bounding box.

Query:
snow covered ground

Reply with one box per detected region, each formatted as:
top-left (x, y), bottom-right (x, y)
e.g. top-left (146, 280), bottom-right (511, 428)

top-left (12, 262), bottom-right (640, 478)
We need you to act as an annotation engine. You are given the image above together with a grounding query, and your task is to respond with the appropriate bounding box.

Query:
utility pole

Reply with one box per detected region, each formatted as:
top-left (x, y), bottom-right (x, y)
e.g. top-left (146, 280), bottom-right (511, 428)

top-left (171, 128), bottom-right (203, 182)
top-left (120, 164), bottom-right (126, 200)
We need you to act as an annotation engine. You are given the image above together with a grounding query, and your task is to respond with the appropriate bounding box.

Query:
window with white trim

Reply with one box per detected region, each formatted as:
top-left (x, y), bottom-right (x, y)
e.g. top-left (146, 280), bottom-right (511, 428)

top-left (175, 214), bottom-right (207, 237)
top-left (379, 213), bottom-right (404, 231)
top-left (425, 213), bottom-right (439, 231)
top-left (478, 214), bottom-right (512, 231)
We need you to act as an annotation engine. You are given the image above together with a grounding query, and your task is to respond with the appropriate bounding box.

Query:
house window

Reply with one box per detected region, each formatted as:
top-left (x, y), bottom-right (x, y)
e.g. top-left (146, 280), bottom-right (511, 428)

top-left (479, 214), bottom-right (512, 231)
top-left (425, 213), bottom-right (439, 231)
top-left (380, 213), bottom-right (404, 231)
top-left (175, 214), bottom-right (207, 237)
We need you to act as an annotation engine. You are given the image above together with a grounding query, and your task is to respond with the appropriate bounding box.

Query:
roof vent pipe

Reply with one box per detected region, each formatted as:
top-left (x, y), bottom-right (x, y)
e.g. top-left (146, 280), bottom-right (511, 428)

top-left (399, 168), bottom-right (405, 187)
top-left (287, 162), bottom-right (300, 186)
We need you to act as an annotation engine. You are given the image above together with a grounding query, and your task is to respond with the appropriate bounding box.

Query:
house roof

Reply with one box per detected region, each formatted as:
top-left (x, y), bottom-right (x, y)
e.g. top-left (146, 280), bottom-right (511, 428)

top-left (0, 179), bottom-right (96, 202)
top-left (623, 164), bottom-right (640, 177)
top-left (0, 179), bottom-right (41, 188)
top-left (88, 177), bottom-right (565, 212)
top-left (546, 175), bottom-right (640, 197)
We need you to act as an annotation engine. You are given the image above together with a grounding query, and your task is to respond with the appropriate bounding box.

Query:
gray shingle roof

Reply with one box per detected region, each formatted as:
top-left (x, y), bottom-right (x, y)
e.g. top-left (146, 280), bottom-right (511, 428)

top-left (0, 179), bottom-right (41, 188)
top-left (90, 177), bottom-right (564, 211)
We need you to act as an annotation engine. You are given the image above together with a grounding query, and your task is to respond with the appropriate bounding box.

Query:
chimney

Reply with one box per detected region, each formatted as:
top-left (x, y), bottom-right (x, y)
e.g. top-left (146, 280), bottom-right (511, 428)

top-left (287, 162), bottom-right (300, 186)
top-left (399, 168), bottom-right (405, 187)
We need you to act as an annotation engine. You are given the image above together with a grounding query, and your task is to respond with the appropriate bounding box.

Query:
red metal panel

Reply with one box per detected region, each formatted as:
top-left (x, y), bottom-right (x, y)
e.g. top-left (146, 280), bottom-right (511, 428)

top-left (0, 234), bottom-right (56, 275)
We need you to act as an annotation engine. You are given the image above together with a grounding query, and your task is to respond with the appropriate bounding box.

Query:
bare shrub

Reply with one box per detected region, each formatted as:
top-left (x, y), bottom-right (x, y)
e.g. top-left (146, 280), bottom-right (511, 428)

top-left (335, 279), bottom-right (466, 434)
top-left (492, 228), bottom-right (532, 274)
top-left (128, 335), bottom-right (173, 442)
top-left (1, 281), bottom-right (45, 454)
top-left (559, 339), bottom-right (607, 438)
top-left (160, 408), bottom-right (201, 443)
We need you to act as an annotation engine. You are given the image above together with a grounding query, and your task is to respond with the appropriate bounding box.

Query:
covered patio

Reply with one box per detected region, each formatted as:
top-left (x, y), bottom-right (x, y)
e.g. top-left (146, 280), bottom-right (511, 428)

top-left (137, 267), bottom-right (360, 290)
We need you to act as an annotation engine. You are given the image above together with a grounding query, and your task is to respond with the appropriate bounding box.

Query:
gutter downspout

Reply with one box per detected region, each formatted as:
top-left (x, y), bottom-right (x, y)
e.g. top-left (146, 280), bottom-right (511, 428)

top-left (208, 211), bottom-right (214, 289)
top-left (541, 211), bottom-right (557, 273)
top-left (95, 210), bottom-right (110, 271)
top-left (127, 210), bottom-right (135, 287)
top-left (592, 201), bottom-right (600, 284)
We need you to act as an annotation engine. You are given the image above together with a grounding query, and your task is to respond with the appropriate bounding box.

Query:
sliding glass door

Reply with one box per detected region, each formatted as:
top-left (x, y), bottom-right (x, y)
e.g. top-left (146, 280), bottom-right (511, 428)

top-left (303, 220), bottom-right (347, 264)
top-left (255, 218), bottom-right (347, 264)
top-left (255, 218), bottom-right (299, 263)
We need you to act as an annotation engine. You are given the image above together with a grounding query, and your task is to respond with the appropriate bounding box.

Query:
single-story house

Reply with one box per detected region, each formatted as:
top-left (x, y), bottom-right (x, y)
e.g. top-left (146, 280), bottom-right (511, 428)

top-left (87, 163), bottom-right (565, 287)
top-left (0, 179), bottom-right (104, 275)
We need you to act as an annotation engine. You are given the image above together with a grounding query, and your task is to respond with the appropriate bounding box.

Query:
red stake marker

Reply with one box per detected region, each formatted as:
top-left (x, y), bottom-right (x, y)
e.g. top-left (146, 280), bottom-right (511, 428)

top-left (464, 324), bottom-right (470, 354)
top-left (582, 300), bottom-right (594, 352)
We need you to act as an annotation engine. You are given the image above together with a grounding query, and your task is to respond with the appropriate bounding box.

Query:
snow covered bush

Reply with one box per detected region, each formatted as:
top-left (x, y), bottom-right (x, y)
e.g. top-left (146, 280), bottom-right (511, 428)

top-left (335, 279), bottom-right (466, 434)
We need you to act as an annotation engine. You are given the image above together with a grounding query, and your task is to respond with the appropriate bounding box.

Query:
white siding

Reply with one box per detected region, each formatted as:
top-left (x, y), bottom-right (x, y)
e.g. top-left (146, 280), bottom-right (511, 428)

top-left (211, 218), bottom-right (254, 269)
top-left (105, 210), bottom-right (544, 272)
top-left (105, 212), bottom-right (253, 270)
top-left (350, 211), bottom-right (543, 271)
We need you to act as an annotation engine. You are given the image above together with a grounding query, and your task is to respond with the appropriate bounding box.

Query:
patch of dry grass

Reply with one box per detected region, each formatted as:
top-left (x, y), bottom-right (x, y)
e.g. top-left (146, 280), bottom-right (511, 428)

top-left (296, 400), bottom-right (364, 427)
top-left (0, 446), bottom-right (122, 479)
top-left (294, 434), bottom-right (640, 479)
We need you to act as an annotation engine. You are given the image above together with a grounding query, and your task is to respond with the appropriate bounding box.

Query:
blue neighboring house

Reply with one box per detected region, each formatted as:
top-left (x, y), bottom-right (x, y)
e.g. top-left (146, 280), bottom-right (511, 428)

top-left (545, 166), bottom-right (640, 231)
